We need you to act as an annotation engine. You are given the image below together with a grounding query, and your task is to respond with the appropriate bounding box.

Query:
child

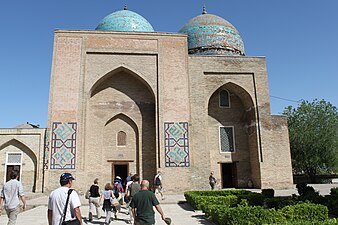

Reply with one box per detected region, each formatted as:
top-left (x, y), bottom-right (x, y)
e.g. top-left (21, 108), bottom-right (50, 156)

top-left (102, 183), bottom-right (116, 225)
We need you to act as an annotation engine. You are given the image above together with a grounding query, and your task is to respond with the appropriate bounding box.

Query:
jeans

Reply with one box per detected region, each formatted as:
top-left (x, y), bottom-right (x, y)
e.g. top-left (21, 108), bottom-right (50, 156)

top-left (126, 197), bottom-right (133, 223)
top-left (5, 205), bottom-right (20, 225)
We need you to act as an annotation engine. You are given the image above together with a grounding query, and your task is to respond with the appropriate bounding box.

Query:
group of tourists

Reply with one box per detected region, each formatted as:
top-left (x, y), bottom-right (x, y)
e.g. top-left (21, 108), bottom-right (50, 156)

top-left (48, 171), bottom-right (169, 225)
top-left (0, 170), bottom-right (170, 225)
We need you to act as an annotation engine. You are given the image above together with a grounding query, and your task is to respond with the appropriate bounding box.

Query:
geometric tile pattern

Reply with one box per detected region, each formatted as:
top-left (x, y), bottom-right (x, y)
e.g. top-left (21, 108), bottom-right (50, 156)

top-left (50, 122), bottom-right (77, 169)
top-left (164, 122), bottom-right (190, 167)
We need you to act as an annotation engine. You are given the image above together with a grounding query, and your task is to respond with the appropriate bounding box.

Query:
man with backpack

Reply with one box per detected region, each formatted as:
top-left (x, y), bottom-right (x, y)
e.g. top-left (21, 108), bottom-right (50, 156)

top-left (125, 174), bottom-right (140, 224)
top-left (153, 171), bottom-right (164, 200)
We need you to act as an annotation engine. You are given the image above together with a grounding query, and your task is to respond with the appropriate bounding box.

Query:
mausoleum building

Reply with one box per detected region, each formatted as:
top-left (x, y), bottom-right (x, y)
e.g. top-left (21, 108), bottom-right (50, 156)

top-left (0, 7), bottom-right (293, 193)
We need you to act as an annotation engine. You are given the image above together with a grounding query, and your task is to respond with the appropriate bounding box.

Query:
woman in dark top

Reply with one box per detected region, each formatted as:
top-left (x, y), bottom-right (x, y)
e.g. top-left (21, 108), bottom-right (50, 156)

top-left (88, 178), bottom-right (101, 221)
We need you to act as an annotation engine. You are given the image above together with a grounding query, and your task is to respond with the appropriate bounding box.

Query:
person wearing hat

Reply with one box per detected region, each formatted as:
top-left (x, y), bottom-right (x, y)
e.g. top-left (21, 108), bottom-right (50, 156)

top-left (47, 173), bottom-right (83, 225)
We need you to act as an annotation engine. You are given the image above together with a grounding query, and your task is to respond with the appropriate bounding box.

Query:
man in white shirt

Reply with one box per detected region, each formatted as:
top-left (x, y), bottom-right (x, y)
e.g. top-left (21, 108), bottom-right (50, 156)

top-left (153, 171), bottom-right (164, 200)
top-left (47, 173), bottom-right (82, 225)
top-left (0, 170), bottom-right (26, 225)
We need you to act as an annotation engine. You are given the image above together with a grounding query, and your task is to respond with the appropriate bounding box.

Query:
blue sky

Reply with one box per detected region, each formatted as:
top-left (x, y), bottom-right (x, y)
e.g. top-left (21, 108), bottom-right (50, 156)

top-left (1, 0), bottom-right (337, 128)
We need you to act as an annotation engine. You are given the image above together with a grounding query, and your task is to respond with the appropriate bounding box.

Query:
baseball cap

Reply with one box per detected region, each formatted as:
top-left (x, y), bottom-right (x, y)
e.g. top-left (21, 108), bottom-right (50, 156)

top-left (60, 173), bottom-right (75, 182)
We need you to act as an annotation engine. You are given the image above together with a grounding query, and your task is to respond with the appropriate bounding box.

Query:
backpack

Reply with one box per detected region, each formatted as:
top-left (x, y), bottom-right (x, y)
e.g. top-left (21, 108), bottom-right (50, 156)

top-left (154, 176), bottom-right (161, 186)
top-left (129, 182), bottom-right (141, 197)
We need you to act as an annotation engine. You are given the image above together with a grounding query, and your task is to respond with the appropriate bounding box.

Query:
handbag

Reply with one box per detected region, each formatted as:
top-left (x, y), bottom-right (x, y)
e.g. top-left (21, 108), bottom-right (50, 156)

top-left (110, 196), bottom-right (119, 207)
top-left (61, 189), bottom-right (81, 225)
top-left (85, 189), bottom-right (90, 199)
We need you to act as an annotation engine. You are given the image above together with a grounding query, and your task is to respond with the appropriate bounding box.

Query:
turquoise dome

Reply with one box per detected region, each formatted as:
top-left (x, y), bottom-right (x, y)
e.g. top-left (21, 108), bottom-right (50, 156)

top-left (96, 9), bottom-right (154, 32)
top-left (179, 11), bottom-right (245, 56)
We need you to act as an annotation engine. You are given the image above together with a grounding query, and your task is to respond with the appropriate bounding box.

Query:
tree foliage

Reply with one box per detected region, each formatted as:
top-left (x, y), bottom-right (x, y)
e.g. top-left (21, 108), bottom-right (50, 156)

top-left (283, 99), bottom-right (338, 182)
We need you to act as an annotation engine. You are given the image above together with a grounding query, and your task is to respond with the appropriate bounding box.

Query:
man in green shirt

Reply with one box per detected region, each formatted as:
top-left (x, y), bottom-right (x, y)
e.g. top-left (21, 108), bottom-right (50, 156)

top-left (130, 180), bottom-right (167, 225)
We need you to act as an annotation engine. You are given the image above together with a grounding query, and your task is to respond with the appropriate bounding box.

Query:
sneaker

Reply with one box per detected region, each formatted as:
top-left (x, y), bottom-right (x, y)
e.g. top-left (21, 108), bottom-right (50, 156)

top-left (88, 212), bottom-right (93, 221)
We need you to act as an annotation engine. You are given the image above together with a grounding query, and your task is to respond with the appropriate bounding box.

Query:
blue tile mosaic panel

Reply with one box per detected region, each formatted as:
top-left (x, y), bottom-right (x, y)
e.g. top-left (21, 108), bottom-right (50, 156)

top-left (50, 122), bottom-right (77, 169)
top-left (164, 122), bottom-right (190, 167)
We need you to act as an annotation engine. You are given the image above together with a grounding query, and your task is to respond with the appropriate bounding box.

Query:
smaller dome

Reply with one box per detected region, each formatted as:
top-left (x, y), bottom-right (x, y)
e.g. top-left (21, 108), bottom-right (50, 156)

top-left (96, 9), bottom-right (154, 32)
top-left (179, 10), bottom-right (245, 56)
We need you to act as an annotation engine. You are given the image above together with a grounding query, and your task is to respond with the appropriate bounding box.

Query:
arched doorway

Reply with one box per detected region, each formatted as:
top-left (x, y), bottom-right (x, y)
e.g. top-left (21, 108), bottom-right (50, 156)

top-left (208, 82), bottom-right (259, 188)
top-left (89, 67), bottom-right (156, 182)
top-left (0, 139), bottom-right (37, 191)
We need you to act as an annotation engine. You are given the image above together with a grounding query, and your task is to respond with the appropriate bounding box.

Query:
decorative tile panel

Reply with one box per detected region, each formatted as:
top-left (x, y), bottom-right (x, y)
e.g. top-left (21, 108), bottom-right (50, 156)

top-left (50, 122), bottom-right (77, 169)
top-left (164, 122), bottom-right (190, 167)
top-left (43, 130), bottom-right (50, 170)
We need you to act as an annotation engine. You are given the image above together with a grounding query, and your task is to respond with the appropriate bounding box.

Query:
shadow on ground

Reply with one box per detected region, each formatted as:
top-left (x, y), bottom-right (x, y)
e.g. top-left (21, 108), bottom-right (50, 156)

top-left (192, 215), bottom-right (214, 225)
top-left (177, 201), bottom-right (194, 211)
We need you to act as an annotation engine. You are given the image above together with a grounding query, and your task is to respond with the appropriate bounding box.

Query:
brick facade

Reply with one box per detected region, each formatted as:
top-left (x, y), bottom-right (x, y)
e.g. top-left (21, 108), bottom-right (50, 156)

top-left (0, 30), bottom-right (293, 193)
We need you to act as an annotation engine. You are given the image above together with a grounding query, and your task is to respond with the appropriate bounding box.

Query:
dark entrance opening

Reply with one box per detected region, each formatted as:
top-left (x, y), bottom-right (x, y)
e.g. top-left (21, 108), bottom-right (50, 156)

top-left (6, 165), bottom-right (21, 182)
top-left (221, 163), bottom-right (237, 188)
top-left (112, 164), bottom-right (128, 184)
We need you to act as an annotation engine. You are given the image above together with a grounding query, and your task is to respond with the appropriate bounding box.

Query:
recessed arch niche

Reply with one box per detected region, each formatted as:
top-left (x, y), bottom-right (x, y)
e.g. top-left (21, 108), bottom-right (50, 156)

top-left (87, 66), bottom-right (156, 181)
top-left (0, 139), bottom-right (37, 191)
top-left (207, 82), bottom-right (260, 188)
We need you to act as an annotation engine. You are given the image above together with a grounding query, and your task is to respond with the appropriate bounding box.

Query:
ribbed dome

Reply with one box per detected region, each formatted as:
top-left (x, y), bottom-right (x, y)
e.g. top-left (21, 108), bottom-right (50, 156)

top-left (179, 11), bottom-right (245, 56)
top-left (96, 9), bottom-right (154, 32)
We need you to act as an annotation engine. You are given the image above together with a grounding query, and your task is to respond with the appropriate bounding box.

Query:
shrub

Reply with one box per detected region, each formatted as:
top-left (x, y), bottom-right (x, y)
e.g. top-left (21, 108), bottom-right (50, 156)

top-left (262, 188), bottom-right (275, 198)
top-left (184, 190), bottom-right (255, 209)
top-left (264, 196), bottom-right (296, 210)
top-left (194, 195), bottom-right (238, 210)
top-left (280, 202), bottom-right (328, 222)
top-left (330, 187), bottom-right (338, 196)
top-left (326, 191), bottom-right (338, 216)
top-left (273, 219), bottom-right (338, 225)
top-left (296, 183), bottom-right (316, 197)
top-left (216, 204), bottom-right (286, 225)
top-left (237, 192), bottom-right (265, 206)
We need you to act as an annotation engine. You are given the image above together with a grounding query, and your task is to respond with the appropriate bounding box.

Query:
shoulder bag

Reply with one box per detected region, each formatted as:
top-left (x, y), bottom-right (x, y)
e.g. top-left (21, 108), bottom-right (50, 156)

top-left (110, 190), bottom-right (119, 207)
top-left (61, 189), bottom-right (81, 225)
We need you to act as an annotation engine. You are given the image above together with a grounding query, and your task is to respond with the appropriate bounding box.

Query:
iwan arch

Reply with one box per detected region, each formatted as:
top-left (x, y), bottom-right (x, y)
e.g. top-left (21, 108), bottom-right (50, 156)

top-left (0, 7), bottom-right (293, 193)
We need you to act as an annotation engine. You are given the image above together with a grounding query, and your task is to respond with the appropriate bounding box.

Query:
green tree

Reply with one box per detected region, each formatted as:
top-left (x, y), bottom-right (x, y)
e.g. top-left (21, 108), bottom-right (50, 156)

top-left (283, 99), bottom-right (338, 182)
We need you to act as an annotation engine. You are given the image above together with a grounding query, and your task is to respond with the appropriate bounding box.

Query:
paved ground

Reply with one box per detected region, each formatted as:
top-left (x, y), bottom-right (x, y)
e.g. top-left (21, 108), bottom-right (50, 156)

top-left (1, 184), bottom-right (338, 225)
top-left (0, 193), bottom-right (213, 225)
